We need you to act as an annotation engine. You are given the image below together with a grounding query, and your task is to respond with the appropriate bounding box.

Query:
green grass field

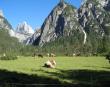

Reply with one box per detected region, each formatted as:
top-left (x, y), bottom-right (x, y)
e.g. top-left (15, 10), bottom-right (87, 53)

top-left (0, 56), bottom-right (110, 86)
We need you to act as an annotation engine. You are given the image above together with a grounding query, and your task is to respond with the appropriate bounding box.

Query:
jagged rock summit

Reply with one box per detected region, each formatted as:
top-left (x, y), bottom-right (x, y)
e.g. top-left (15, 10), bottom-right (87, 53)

top-left (27, 0), bottom-right (110, 54)
top-left (31, 0), bottom-right (86, 46)
top-left (15, 21), bottom-right (34, 42)
top-left (16, 21), bottom-right (34, 35)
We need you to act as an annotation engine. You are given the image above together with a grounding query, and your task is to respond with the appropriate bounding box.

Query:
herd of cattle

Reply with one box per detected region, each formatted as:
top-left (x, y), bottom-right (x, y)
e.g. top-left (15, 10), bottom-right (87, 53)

top-left (0, 52), bottom-right (110, 69)
top-left (32, 53), bottom-right (56, 58)
top-left (33, 52), bottom-right (110, 63)
top-left (1, 52), bottom-right (109, 72)
top-left (33, 52), bottom-right (110, 68)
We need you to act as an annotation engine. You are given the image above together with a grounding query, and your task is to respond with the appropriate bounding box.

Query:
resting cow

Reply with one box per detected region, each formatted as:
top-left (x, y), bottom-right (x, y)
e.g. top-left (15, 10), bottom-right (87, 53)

top-left (44, 59), bottom-right (56, 68)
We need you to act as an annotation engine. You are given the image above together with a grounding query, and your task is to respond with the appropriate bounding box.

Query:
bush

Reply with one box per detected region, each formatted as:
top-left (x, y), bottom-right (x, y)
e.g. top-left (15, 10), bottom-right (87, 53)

top-left (0, 55), bottom-right (18, 60)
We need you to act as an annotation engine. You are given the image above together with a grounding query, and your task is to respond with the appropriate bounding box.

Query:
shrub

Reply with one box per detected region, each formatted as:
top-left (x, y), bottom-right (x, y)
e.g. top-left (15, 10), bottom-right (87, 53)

top-left (0, 55), bottom-right (18, 60)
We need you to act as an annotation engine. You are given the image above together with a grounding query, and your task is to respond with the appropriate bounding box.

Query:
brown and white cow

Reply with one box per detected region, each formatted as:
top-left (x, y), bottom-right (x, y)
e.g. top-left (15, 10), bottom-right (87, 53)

top-left (44, 59), bottom-right (56, 68)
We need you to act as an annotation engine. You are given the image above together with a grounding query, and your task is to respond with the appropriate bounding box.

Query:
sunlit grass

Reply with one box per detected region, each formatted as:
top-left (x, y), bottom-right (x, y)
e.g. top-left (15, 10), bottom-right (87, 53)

top-left (0, 56), bottom-right (110, 83)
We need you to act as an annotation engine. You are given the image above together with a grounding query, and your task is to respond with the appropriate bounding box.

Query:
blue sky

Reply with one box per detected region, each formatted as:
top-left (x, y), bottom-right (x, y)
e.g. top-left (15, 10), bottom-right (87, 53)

top-left (0, 0), bottom-right (81, 30)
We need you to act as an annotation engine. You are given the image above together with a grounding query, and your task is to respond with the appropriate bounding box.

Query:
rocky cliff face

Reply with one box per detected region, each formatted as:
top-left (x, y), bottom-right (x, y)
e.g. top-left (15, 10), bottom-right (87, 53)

top-left (26, 28), bottom-right (41, 45)
top-left (78, 0), bottom-right (110, 35)
top-left (0, 10), bottom-right (13, 30)
top-left (78, 0), bottom-right (110, 52)
top-left (33, 1), bottom-right (86, 46)
top-left (0, 10), bottom-right (16, 38)
top-left (28, 0), bottom-right (110, 53)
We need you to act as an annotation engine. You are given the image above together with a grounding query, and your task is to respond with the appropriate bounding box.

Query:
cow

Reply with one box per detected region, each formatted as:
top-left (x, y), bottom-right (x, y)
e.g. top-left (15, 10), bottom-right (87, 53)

top-left (46, 53), bottom-right (56, 57)
top-left (32, 53), bottom-right (36, 57)
top-left (44, 59), bottom-right (56, 68)
top-left (47, 53), bottom-right (50, 57)
top-left (76, 53), bottom-right (81, 56)
top-left (106, 53), bottom-right (110, 63)
top-left (3, 53), bottom-right (6, 57)
top-left (32, 52), bottom-right (43, 58)
top-left (38, 54), bottom-right (43, 58)
top-left (50, 53), bottom-right (56, 57)
top-left (93, 53), bottom-right (98, 56)
top-left (73, 53), bottom-right (76, 57)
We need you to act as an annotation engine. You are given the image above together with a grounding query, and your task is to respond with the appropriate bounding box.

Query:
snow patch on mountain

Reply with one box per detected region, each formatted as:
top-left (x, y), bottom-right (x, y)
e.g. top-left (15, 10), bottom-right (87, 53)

top-left (14, 21), bottom-right (34, 42)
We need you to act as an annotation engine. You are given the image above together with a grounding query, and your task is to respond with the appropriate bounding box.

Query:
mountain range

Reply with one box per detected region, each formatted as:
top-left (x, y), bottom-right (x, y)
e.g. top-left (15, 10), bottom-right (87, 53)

top-left (0, 10), bottom-right (34, 42)
top-left (27, 0), bottom-right (110, 54)
top-left (0, 0), bottom-right (110, 55)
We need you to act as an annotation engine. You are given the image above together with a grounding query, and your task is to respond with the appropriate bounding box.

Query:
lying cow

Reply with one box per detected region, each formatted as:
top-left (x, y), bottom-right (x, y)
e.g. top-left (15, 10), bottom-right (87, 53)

top-left (44, 59), bottom-right (56, 68)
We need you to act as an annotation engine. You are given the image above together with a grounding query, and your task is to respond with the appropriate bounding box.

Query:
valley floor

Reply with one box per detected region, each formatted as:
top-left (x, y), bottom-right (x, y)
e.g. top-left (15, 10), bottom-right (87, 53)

top-left (0, 56), bottom-right (110, 87)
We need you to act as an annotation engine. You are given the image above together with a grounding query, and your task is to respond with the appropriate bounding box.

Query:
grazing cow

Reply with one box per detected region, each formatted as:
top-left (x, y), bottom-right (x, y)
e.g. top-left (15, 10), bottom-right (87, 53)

top-left (32, 52), bottom-right (37, 57)
top-left (73, 53), bottom-right (76, 57)
top-left (106, 53), bottom-right (110, 63)
top-left (44, 59), bottom-right (56, 68)
top-left (3, 53), bottom-right (6, 57)
top-left (38, 54), bottom-right (43, 58)
top-left (65, 53), bottom-right (69, 56)
top-left (93, 53), bottom-right (98, 56)
top-left (76, 53), bottom-right (81, 56)
top-left (47, 53), bottom-right (50, 57)
top-left (50, 53), bottom-right (56, 57)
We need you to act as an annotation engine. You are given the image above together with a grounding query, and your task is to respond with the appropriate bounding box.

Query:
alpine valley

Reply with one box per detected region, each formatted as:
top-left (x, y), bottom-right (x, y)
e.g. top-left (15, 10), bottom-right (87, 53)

top-left (0, 0), bottom-right (110, 56)
top-left (0, 0), bottom-right (110, 86)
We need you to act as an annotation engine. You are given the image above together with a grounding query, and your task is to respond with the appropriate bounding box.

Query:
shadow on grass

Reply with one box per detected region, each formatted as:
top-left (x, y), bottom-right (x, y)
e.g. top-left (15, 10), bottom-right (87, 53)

top-left (35, 68), bottom-right (110, 87)
top-left (84, 65), bottom-right (110, 70)
top-left (0, 69), bottom-right (73, 87)
top-left (102, 67), bottom-right (110, 69)
top-left (0, 69), bottom-right (110, 87)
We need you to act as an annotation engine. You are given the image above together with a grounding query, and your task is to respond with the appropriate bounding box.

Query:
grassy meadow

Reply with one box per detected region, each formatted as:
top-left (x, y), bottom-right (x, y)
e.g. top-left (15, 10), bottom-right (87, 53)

top-left (0, 56), bottom-right (110, 86)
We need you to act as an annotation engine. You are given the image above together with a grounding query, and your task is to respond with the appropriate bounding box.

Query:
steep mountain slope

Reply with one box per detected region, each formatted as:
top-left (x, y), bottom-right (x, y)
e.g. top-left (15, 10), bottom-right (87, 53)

top-left (0, 10), bottom-right (13, 30)
top-left (33, 1), bottom-right (86, 47)
top-left (28, 0), bottom-right (110, 55)
top-left (0, 10), bottom-right (16, 38)
top-left (78, 0), bottom-right (110, 53)
top-left (26, 28), bottom-right (41, 45)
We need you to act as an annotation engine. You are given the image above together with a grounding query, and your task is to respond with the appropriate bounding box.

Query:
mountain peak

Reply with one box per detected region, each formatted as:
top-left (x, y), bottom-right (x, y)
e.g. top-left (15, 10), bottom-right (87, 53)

top-left (81, 0), bottom-right (109, 7)
top-left (58, 0), bottom-right (67, 8)
top-left (60, 0), bottom-right (64, 4)
top-left (0, 10), bottom-right (4, 17)
top-left (22, 21), bottom-right (27, 25)
top-left (16, 21), bottom-right (34, 35)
